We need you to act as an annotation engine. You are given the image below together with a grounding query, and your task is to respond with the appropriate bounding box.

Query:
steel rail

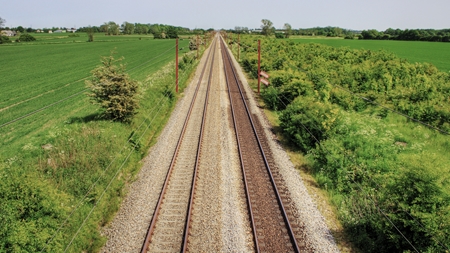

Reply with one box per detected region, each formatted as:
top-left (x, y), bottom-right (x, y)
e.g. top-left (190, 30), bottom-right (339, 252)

top-left (140, 36), bottom-right (217, 253)
top-left (220, 36), bottom-right (300, 252)
top-left (220, 37), bottom-right (260, 253)
top-left (182, 36), bottom-right (217, 252)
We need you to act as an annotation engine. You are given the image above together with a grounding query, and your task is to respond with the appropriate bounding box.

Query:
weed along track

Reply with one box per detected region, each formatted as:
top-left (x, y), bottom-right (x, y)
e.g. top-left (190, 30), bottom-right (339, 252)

top-left (141, 37), bottom-right (218, 252)
top-left (221, 36), bottom-right (303, 252)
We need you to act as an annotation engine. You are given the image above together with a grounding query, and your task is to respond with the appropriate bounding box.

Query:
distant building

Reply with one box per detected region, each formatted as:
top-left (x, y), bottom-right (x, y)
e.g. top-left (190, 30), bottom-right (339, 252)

top-left (67, 28), bottom-right (76, 33)
top-left (48, 30), bottom-right (53, 33)
top-left (1, 30), bottom-right (16, 36)
top-left (53, 29), bottom-right (66, 33)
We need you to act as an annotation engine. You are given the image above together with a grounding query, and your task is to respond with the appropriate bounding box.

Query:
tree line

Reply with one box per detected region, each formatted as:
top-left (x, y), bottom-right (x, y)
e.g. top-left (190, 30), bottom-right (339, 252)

top-left (360, 28), bottom-right (450, 42)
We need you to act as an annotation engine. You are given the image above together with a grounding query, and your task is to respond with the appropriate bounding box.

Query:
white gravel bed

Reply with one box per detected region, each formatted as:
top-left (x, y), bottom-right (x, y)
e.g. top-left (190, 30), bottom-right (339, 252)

top-left (225, 45), bottom-right (340, 252)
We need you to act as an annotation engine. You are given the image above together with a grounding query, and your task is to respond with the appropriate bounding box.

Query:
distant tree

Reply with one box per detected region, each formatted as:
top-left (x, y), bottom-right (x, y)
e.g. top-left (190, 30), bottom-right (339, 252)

top-left (108, 21), bottom-right (120, 35)
top-left (17, 33), bottom-right (36, 42)
top-left (100, 23), bottom-right (109, 34)
top-left (26, 27), bottom-right (34, 33)
top-left (122, 22), bottom-right (135, 35)
top-left (0, 36), bottom-right (12, 44)
top-left (284, 23), bottom-right (292, 38)
top-left (261, 19), bottom-right (274, 37)
top-left (86, 51), bottom-right (139, 122)
top-left (17, 26), bottom-right (25, 33)
top-left (86, 26), bottom-right (94, 42)
top-left (166, 26), bottom-right (178, 38)
top-left (0, 17), bottom-right (5, 28)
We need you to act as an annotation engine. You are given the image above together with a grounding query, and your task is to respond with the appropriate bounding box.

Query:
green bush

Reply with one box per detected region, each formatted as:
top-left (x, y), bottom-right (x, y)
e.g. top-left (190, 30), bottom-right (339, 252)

top-left (0, 35), bottom-right (12, 44)
top-left (280, 97), bottom-right (341, 152)
top-left (17, 33), bottom-right (36, 42)
top-left (86, 52), bottom-right (139, 123)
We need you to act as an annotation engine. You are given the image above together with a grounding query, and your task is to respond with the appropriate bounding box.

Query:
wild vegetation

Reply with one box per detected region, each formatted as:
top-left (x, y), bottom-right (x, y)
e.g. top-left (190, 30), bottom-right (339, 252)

top-left (360, 28), bottom-right (450, 42)
top-left (0, 34), bottom-right (200, 252)
top-left (233, 35), bottom-right (450, 252)
top-left (290, 37), bottom-right (450, 73)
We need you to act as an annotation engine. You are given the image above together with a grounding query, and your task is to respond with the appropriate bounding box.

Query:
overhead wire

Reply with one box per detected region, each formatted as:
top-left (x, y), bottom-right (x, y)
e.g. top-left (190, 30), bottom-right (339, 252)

top-left (63, 59), bottom-right (196, 251)
top-left (41, 49), bottom-right (193, 252)
top-left (238, 39), bottom-right (444, 251)
top-left (275, 84), bottom-right (449, 251)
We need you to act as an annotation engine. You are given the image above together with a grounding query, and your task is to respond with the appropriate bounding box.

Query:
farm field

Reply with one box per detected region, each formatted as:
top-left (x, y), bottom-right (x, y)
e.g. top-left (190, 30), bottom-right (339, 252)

top-left (1, 34), bottom-right (189, 153)
top-left (0, 33), bottom-right (196, 252)
top-left (290, 36), bottom-right (450, 72)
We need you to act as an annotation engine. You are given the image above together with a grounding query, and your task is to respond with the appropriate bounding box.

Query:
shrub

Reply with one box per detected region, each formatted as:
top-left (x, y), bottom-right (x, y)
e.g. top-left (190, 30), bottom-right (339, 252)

top-left (85, 51), bottom-right (139, 122)
top-left (17, 33), bottom-right (36, 42)
top-left (280, 97), bottom-right (341, 152)
top-left (0, 35), bottom-right (11, 44)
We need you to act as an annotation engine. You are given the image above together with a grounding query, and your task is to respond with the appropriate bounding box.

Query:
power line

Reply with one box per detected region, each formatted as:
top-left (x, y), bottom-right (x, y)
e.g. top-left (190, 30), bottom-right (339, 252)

top-left (275, 92), bottom-right (449, 251)
top-left (41, 60), bottom-right (193, 252)
top-left (62, 66), bottom-right (194, 252)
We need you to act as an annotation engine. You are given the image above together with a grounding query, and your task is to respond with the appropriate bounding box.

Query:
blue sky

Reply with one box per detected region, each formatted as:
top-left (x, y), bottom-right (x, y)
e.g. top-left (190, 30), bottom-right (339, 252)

top-left (1, 0), bottom-right (449, 31)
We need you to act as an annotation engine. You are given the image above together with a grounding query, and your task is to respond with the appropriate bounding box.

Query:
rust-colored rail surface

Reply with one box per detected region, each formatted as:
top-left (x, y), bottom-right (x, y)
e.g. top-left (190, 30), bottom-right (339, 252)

top-left (141, 37), bottom-right (217, 253)
top-left (220, 36), bottom-right (303, 252)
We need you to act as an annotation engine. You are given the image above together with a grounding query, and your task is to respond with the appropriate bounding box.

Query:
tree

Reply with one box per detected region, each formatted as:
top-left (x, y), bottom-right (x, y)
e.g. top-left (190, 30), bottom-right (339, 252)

top-left (122, 22), bottom-right (134, 35)
top-left (261, 19), bottom-right (274, 37)
top-left (17, 34), bottom-right (36, 42)
top-left (86, 26), bottom-right (94, 42)
top-left (283, 23), bottom-right (292, 38)
top-left (0, 17), bottom-right (5, 28)
top-left (86, 51), bottom-right (139, 122)
top-left (16, 26), bottom-right (25, 33)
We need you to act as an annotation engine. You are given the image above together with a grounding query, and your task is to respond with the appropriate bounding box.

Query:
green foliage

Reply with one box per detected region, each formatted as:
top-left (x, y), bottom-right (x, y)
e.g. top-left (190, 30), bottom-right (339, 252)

top-left (0, 35), bottom-right (11, 44)
top-left (280, 97), bottom-right (341, 152)
top-left (235, 35), bottom-right (450, 252)
top-left (17, 33), bottom-right (36, 42)
top-left (86, 52), bottom-right (139, 122)
top-left (275, 32), bottom-right (284, 39)
top-left (0, 36), bottom-right (193, 252)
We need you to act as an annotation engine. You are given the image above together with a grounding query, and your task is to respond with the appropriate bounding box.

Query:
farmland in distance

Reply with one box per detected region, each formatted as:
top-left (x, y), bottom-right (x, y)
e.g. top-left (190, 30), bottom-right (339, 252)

top-left (291, 36), bottom-right (450, 72)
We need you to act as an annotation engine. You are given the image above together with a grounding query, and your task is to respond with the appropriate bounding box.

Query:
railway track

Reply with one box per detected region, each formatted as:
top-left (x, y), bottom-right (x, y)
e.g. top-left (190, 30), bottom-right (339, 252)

top-left (140, 36), bottom-right (217, 253)
top-left (220, 37), bottom-right (303, 252)
top-left (140, 35), bottom-right (304, 252)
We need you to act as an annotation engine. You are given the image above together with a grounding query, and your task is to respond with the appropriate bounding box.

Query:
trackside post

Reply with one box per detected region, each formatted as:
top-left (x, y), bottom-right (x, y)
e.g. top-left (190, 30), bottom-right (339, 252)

top-left (257, 39), bottom-right (261, 94)
top-left (176, 38), bottom-right (179, 93)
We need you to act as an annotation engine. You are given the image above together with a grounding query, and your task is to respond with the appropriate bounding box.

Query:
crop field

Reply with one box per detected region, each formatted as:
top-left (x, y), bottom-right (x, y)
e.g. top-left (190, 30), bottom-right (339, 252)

top-left (0, 33), bottom-right (195, 252)
top-left (290, 36), bottom-right (450, 72)
top-left (0, 34), bottom-right (189, 154)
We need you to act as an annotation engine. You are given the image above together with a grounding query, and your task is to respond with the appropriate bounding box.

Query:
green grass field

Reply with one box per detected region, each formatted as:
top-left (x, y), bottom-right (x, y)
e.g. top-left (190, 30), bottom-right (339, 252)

top-left (290, 36), bottom-right (450, 72)
top-left (0, 33), bottom-right (189, 152)
top-left (0, 33), bottom-right (195, 252)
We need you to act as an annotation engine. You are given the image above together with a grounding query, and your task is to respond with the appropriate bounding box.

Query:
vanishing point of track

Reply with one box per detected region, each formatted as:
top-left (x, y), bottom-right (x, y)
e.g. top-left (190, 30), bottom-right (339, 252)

top-left (140, 37), bottom-right (217, 253)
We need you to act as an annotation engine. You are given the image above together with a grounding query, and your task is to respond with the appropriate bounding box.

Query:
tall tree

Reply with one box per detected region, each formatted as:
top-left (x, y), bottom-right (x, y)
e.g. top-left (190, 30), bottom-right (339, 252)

top-left (283, 23), bottom-right (292, 38)
top-left (261, 19), bottom-right (274, 37)
top-left (122, 22), bottom-right (135, 35)
top-left (0, 17), bottom-right (5, 28)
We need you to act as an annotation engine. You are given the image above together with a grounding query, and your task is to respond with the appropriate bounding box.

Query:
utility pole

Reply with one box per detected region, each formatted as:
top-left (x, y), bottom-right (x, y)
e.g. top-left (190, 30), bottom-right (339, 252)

top-left (196, 34), bottom-right (199, 59)
top-left (257, 40), bottom-right (261, 94)
top-left (238, 33), bottom-right (240, 61)
top-left (176, 38), bottom-right (179, 93)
